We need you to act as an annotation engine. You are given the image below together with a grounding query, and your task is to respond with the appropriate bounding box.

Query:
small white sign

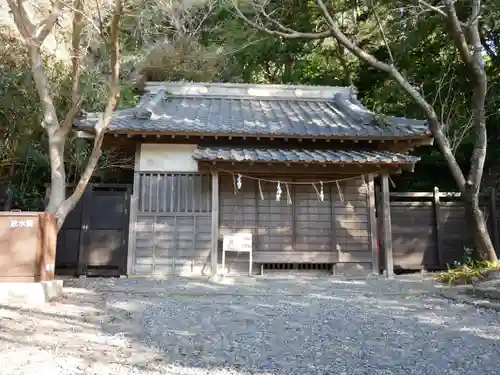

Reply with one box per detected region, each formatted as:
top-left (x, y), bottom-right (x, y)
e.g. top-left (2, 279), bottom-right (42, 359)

top-left (223, 233), bottom-right (252, 253)
top-left (9, 219), bottom-right (34, 228)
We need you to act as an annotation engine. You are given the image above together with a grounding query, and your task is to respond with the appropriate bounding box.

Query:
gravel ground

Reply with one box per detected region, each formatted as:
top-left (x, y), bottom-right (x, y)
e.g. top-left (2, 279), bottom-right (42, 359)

top-left (1, 274), bottom-right (500, 375)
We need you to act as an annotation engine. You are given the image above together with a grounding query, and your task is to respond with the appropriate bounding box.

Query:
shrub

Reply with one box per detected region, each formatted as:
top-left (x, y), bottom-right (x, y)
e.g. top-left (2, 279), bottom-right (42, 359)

top-left (436, 248), bottom-right (500, 285)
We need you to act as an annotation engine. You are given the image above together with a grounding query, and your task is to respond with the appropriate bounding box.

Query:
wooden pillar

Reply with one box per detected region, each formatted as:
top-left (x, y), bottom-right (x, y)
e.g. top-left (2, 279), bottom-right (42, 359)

top-left (433, 186), bottom-right (443, 267)
top-left (4, 187), bottom-right (13, 211)
top-left (367, 175), bottom-right (379, 275)
top-left (77, 185), bottom-right (93, 276)
top-left (126, 143), bottom-right (141, 276)
top-left (380, 173), bottom-right (394, 278)
top-left (490, 188), bottom-right (500, 254)
top-left (210, 169), bottom-right (219, 276)
top-left (330, 184), bottom-right (339, 275)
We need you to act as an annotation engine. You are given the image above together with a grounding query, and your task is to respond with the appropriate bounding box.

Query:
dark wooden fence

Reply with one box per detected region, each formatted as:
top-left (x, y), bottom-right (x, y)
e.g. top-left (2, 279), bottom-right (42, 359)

top-left (0, 188), bottom-right (13, 211)
top-left (380, 188), bottom-right (500, 271)
top-left (56, 184), bottom-right (131, 276)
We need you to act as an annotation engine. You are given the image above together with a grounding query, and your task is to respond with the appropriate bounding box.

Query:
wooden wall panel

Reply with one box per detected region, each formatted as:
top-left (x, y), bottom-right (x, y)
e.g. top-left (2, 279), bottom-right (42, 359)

top-left (294, 184), bottom-right (332, 253)
top-left (137, 173), bottom-right (211, 213)
top-left (384, 188), bottom-right (498, 270)
top-left (219, 176), bottom-right (257, 273)
top-left (332, 178), bottom-right (371, 263)
top-left (387, 192), bottom-right (494, 271)
top-left (134, 216), bottom-right (155, 274)
top-left (135, 173), bottom-right (373, 275)
top-left (134, 214), bottom-right (211, 275)
top-left (390, 202), bottom-right (438, 269)
top-left (151, 216), bottom-right (176, 274)
top-left (439, 203), bottom-right (474, 267)
top-left (132, 172), bottom-right (212, 276)
top-left (257, 181), bottom-right (294, 253)
top-left (218, 175), bottom-right (371, 269)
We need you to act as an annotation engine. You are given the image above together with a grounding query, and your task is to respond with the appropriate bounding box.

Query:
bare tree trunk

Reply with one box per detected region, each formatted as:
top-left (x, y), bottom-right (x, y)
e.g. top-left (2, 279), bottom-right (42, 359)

top-left (25, 41), bottom-right (67, 215)
top-left (232, 0), bottom-right (499, 262)
top-left (54, 0), bottom-right (122, 230)
top-left (45, 138), bottom-right (66, 214)
top-left (463, 192), bottom-right (496, 260)
top-left (8, 0), bottom-right (123, 231)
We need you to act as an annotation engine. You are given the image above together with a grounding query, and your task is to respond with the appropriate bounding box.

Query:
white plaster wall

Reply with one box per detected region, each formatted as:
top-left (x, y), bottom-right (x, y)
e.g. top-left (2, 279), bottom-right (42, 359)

top-left (138, 144), bottom-right (199, 172)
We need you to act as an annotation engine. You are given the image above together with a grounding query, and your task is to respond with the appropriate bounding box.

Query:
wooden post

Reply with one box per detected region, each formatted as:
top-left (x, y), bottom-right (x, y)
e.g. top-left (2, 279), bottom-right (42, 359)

top-left (254, 180), bottom-right (261, 274)
top-left (380, 173), bottom-right (393, 278)
top-left (367, 175), bottom-right (379, 275)
top-left (291, 182), bottom-right (296, 252)
top-left (330, 184), bottom-right (339, 275)
top-left (210, 169), bottom-right (219, 276)
top-left (433, 186), bottom-right (443, 267)
top-left (4, 187), bottom-right (13, 211)
top-left (490, 188), bottom-right (500, 254)
top-left (77, 185), bottom-right (93, 276)
top-left (126, 144), bottom-right (141, 276)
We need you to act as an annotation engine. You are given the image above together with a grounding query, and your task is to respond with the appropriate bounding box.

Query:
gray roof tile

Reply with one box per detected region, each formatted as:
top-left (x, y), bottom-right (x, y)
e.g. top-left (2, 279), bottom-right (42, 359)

top-left (193, 147), bottom-right (420, 165)
top-left (75, 89), bottom-right (430, 140)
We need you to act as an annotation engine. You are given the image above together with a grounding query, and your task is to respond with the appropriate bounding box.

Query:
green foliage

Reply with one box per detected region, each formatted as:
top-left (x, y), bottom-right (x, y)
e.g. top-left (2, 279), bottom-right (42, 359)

top-left (3, 0), bottom-right (500, 209)
top-left (0, 31), bottom-right (137, 210)
top-left (436, 248), bottom-right (500, 285)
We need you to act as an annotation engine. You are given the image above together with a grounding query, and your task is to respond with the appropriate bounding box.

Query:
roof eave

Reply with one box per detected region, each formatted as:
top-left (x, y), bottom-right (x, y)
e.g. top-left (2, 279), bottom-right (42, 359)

top-left (197, 159), bottom-right (418, 174)
top-left (196, 159), bottom-right (419, 166)
top-left (73, 126), bottom-right (433, 143)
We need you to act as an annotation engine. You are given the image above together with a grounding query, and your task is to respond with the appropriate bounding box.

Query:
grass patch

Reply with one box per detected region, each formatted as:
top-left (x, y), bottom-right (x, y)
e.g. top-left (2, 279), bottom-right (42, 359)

top-left (436, 248), bottom-right (500, 285)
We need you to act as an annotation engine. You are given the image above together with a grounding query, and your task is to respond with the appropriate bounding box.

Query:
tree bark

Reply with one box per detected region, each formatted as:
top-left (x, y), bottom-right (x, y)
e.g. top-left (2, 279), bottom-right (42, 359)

top-left (8, 0), bottom-right (123, 231)
top-left (463, 191), bottom-right (497, 261)
top-left (26, 43), bottom-right (67, 215)
top-left (233, 0), bottom-right (498, 262)
top-left (54, 0), bottom-right (123, 230)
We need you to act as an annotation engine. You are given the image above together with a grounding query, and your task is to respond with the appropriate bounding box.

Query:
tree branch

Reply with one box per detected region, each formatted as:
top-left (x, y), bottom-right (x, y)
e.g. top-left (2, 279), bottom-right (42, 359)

top-left (479, 30), bottom-right (498, 63)
top-left (231, 0), bottom-right (333, 40)
top-left (60, 0), bottom-right (106, 39)
top-left (60, 95), bottom-right (84, 133)
top-left (233, 0), bottom-right (467, 189)
top-left (416, 0), bottom-right (448, 19)
top-left (33, 0), bottom-right (63, 44)
top-left (314, 0), bottom-right (392, 72)
top-left (463, 0), bottom-right (488, 194)
top-left (442, 0), bottom-right (474, 69)
top-left (368, 0), bottom-right (394, 65)
top-left (56, 0), bottom-right (123, 228)
top-left (316, 0), bottom-right (467, 188)
top-left (5, 0), bottom-right (36, 40)
top-left (234, 0), bottom-right (496, 260)
top-left (258, 0), bottom-right (309, 34)
top-left (58, 0), bottom-right (85, 138)
top-left (7, 0), bottom-right (63, 45)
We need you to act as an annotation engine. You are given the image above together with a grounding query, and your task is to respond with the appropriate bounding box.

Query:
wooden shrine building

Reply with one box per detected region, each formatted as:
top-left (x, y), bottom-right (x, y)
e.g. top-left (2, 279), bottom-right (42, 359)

top-left (73, 82), bottom-right (433, 277)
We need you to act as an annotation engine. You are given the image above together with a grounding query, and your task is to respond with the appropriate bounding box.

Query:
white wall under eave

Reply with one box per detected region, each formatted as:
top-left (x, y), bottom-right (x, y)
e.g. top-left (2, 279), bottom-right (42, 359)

top-left (138, 143), bottom-right (199, 172)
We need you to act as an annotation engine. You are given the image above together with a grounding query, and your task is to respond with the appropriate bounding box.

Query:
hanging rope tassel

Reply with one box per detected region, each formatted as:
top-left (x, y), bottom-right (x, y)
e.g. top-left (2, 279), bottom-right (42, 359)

top-left (389, 176), bottom-right (396, 189)
top-left (232, 173), bottom-right (239, 195)
top-left (312, 183), bottom-right (321, 202)
top-left (336, 180), bottom-right (344, 204)
top-left (319, 181), bottom-right (324, 202)
top-left (237, 173), bottom-right (242, 189)
top-left (276, 182), bottom-right (282, 201)
top-left (258, 180), bottom-right (264, 200)
top-left (285, 182), bottom-right (292, 205)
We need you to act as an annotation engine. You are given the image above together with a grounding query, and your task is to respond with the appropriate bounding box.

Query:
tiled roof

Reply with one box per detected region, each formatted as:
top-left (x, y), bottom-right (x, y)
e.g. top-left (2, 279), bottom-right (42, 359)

top-left (193, 147), bottom-right (420, 165)
top-left (74, 83), bottom-right (431, 140)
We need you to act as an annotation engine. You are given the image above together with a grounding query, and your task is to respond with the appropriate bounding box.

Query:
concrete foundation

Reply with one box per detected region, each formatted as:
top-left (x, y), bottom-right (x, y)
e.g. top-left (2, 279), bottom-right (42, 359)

top-left (0, 280), bottom-right (63, 306)
top-left (334, 262), bottom-right (373, 276)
